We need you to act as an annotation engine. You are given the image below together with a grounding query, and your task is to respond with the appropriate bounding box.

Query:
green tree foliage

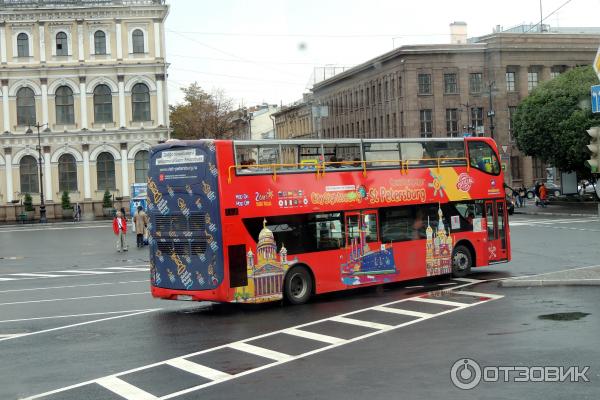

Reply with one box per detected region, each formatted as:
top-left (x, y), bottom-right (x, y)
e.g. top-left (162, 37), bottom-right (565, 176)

top-left (513, 66), bottom-right (600, 177)
top-left (102, 189), bottom-right (113, 208)
top-left (169, 82), bottom-right (235, 140)
top-left (23, 193), bottom-right (34, 212)
top-left (61, 190), bottom-right (72, 210)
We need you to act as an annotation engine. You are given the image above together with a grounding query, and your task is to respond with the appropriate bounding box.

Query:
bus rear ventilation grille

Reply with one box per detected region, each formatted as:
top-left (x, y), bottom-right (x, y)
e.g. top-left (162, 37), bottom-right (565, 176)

top-left (157, 240), bottom-right (207, 256)
top-left (154, 214), bottom-right (206, 232)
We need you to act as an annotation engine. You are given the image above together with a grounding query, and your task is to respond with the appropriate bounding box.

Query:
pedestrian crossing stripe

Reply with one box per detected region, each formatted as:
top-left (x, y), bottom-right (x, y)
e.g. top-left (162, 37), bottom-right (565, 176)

top-left (0, 265), bottom-right (148, 282)
top-left (23, 281), bottom-right (503, 400)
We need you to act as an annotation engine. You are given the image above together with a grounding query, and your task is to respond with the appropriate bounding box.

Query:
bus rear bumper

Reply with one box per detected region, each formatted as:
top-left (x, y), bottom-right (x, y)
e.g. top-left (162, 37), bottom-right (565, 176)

top-left (151, 285), bottom-right (224, 302)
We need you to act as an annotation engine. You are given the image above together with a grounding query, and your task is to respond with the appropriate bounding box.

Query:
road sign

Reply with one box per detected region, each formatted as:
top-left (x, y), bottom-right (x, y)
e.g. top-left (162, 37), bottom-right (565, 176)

top-left (501, 145), bottom-right (508, 153)
top-left (586, 126), bottom-right (600, 173)
top-left (592, 85), bottom-right (600, 114)
top-left (595, 45), bottom-right (600, 78)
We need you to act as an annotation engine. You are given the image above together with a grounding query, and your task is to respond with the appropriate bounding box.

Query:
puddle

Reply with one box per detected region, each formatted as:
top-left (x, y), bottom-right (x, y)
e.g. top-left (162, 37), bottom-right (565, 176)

top-left (538, 312), bottom-right (590, 321)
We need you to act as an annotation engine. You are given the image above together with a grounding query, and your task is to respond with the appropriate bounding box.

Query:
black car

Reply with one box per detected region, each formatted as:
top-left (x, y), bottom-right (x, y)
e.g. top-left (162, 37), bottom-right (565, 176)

top-left (526, 182), bottom-right (562, 199)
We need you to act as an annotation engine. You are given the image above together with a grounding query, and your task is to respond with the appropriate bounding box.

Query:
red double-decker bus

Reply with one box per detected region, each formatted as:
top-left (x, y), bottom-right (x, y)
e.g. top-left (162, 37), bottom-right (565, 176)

top-left (148, 137), bottom-right (510, 304)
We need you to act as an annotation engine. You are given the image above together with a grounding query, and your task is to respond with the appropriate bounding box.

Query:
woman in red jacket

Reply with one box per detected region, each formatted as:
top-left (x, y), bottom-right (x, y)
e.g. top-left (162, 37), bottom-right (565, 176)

top-left (539, 182), bottom-right (548, 208)
top-left (113, 211), bottom-right (128, 252)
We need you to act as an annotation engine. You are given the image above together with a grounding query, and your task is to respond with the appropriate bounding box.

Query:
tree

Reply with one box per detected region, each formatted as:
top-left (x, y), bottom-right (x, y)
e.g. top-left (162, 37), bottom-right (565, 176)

top-left (61, 190), bottom-right (72, 210)
top-left (513, 66), bottom-right (600, 178)
top-left (169, 82), bottom-right (236, 140)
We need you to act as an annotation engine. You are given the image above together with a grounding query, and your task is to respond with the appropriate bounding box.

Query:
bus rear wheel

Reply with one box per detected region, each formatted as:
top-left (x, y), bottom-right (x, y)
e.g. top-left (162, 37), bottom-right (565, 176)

top-left (451, 245), bottom-right (472, 278)
top-left (284, 266), bottom-right (313, 305)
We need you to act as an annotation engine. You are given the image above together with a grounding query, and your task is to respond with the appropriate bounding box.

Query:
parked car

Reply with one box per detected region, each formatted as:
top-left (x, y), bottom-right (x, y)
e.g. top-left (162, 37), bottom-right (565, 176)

top-left (525, 182), bottom-right (562, 199)
top-left (578, 180), bottom-right (599, 198)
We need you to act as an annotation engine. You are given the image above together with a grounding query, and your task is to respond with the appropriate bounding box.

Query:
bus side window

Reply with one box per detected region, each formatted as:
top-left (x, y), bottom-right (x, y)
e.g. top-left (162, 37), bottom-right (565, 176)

top-left (468, 141), bottom-right (500, 175)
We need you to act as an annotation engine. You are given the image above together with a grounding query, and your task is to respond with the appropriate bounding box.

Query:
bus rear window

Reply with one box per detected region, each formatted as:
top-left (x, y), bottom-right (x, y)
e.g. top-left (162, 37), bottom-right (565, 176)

top-left (468, 141), bottom-right (500, 175)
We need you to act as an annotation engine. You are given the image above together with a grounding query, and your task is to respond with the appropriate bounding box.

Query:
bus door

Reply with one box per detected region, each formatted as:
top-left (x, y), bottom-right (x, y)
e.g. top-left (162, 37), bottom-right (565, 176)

top-left (345, 210), bottom-right (380, 254)
top-left (484, 200), bottom-right (508, 262)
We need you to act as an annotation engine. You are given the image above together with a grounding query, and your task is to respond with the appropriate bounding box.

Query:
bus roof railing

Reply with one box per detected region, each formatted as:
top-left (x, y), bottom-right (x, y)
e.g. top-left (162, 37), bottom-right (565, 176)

top-left (232, 137), bottom-right (468, 146)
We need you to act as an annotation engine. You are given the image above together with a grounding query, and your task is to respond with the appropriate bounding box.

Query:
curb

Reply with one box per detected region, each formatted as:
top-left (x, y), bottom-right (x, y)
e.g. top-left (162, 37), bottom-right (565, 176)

top-left (499, 279), bottom-right (600, 287)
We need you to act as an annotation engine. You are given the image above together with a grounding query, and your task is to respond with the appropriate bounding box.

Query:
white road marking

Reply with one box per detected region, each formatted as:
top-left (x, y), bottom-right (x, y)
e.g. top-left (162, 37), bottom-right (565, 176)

top-left (228, 342), bottom-right (293, 362)
top-left (455, 290), bottom-right (504, 300)
top-left (166, 358), bottom-right (232, 381)
top-left (283, 328), bottom-right (346, 345)
top-left (0, 264), bottom-right (148, 282)
top-left (404, 285), bottom-right (424, 288)
top-left (0, 333), bottom-right (25, 338)
top-left (97, 376), bottom-right (159, 400)
top-left (453, 278), bottom-right (482, 283)
top-left (371, 305), bottom-right (432, 319)
top-left (0, 292), bottom-right (147, 307)
top-left (105, 267), bottom-right (148, 272)
top-left (438, 282), bottom-right (456, 286)
top-left (409, 297), bottom-right (466, 307)
top-left (0, 224), bottom-right (110, 234)
top-left (329, 316), bottom-right (392, 330)
top-left (0, 278), bottom-right (17, 281)
top-left (0, 309), bottom-right (158, 324)
top-left (55, 270), bottom-right (115, 275)
top-left (10, 273), bottom-right (64, 278)
top-left (0, 279), bottom-right (147, 294)
top-left (23, 282), bottom-right (503, 400)
top-left (0, 309), bottom-right (160, 343)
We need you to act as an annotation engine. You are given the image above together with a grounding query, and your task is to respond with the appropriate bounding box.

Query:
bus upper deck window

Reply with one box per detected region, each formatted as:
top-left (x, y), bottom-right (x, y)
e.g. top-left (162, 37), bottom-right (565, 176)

top-left (468, 141), bottom-right (500, 175)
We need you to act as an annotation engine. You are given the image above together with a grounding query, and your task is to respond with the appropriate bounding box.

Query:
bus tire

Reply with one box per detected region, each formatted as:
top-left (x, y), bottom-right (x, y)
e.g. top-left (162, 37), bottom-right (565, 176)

top-left (284, 266), bottom-right (313, 305)
top-left (451, 245), bottom-right (472, 278)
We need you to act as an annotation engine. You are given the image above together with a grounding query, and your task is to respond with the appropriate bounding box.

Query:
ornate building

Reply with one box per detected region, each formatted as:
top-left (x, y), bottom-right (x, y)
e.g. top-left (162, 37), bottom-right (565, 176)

top-left (0, 0), bottom-right (169, 221)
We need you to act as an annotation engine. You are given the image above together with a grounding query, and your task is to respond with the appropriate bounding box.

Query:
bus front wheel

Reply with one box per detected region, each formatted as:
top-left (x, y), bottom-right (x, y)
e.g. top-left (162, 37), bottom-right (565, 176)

top-left (451, 245), bottom-right (472, 278)
top-left (284, 266), bottom-right (313, 305)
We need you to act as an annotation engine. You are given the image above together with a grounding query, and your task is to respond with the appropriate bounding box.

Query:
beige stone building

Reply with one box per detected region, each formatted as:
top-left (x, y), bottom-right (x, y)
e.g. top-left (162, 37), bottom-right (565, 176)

top-left (0, 0), bottom-right (169, 221)
top-left (283, 25), bottom-right (600, 187)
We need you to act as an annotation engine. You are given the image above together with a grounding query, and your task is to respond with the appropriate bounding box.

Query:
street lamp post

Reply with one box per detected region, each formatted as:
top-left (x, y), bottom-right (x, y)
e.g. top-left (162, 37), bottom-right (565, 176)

top-left (26, 122), bottom-right (48, 223)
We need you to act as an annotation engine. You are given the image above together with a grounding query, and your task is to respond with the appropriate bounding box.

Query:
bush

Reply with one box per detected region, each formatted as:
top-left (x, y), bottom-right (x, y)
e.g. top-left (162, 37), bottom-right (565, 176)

top-left (102, 189), bottom-right (113, 208)
top-left (61, 191), bottom-right (72, 210)
top-left (23, 193), bottom-right (34, 212)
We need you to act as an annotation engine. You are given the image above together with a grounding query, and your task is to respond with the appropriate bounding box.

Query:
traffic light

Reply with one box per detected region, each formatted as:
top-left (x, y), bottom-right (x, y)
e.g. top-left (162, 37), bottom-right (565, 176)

top-left (586, 126), bottom-right (600, 173)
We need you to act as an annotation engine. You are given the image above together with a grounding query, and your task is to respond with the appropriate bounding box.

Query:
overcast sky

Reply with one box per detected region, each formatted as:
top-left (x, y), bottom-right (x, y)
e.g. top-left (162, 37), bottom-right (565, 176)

top-left (164, 0), bottom-right (600, 107)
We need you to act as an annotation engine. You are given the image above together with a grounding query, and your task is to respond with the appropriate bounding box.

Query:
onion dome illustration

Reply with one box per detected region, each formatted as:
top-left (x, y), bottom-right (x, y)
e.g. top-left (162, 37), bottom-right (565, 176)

top-left (257, 219), bottom-right (277, 260)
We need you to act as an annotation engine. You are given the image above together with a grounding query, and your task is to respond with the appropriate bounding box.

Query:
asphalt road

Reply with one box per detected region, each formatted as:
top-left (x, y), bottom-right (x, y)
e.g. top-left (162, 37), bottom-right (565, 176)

top-left (0, 214), bottom-right (599, 400)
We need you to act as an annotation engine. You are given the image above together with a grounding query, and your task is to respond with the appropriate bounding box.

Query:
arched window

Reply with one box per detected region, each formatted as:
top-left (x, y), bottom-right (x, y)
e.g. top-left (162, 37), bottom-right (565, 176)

top-left (17, 33), bottom-right (29, 57)
top-left (93, 84), bottom-right (113, 123)
top-left (132, 29), bottom-right (144, 54)
top-left (55, 86), bottom-right (74, 124)
top-left (132, 83), bottom-right (150, 122)
top-left (134, 150), bottom-right (149, 183)
top-left (58, 153), bottom-right (77, 192)
top-left (94, 30), bottom-right (106, 55)
top-left (56, 32), bottom-right (68, 56)
top-left (16, 87), bottom-right (36, 126)
top-left (96, 152), bottom-right (115, 190)
top-left (20, 155), bottom-right (39, 193)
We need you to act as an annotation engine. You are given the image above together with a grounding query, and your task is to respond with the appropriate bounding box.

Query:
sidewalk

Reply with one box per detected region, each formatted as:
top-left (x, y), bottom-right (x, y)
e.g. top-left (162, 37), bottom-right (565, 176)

top-left (514, 200), bottom-right (599, 217)
top-left (499, 265), bottom-right (600, 287)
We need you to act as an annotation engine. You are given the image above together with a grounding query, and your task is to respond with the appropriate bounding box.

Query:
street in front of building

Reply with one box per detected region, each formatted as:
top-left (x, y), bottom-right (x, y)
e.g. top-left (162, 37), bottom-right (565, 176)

top-left (0, 211), bottom-right (598, 400)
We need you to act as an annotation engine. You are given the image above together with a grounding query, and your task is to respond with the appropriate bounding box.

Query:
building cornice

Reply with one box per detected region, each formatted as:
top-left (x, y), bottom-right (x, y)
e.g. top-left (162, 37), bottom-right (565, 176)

top-left (0, 5), bottom-right (168, 23)
top-left (0, 61), bottom-right (168, 73)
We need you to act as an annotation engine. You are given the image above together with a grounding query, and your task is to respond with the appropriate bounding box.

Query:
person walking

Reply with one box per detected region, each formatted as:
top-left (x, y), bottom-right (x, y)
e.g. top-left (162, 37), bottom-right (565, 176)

top-left (518, 186), bottom-right (526, 207)
top-left (73, 203), bottom-right (81, 222)
top-left (113, 211), bottom-right (128, 252)
top-left (539, 182), bottom-right (548, 208)
top-left (133, 205), bottom-right (148, 248)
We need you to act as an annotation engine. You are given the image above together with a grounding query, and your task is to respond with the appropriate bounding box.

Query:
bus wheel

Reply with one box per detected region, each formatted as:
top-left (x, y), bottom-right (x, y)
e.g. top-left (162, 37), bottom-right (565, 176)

top-left (451, 245), bottom-right (472, 278)
top-left (284, 266), bottom-right (313, 305)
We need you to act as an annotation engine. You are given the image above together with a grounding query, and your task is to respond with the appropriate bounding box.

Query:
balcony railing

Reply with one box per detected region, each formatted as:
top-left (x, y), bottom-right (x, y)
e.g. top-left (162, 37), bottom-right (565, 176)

top-left (0, 0), bottom-right (165, 8)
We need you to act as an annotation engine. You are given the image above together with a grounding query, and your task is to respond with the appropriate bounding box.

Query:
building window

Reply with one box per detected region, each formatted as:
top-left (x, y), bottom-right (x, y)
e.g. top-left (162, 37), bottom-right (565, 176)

top-left (392, 113), bottom-right (397, 135)
top-left (132, 83), bottom-right (151, 122)
top-left (20, 155), bottom-right (39, 194)
top-left (384, 81), bottom-right (389, 100)
top-left (16, 87), bottom-right (36, 126)
top-left (446, 108), bottom-right (459, 137)
top-left (469, 73), bottom-right (482, 93)
top-left (532, 157), bottom-right (545, 181)
top-left (390, 78), bottom-right (395, 98)
top-left (58, 153), bottom-right (77, 192)
top-left (365, 87), bottom-right (370, 106)
top-left (55, 86), bottom-right (74, 124)
top-left (96, 152), bottom-right (116, 190)
top-left (56, 32), bottom-right (68, 56)
top-left (418, 74), bottom-right (431, 94)
top-left (506, 72), bottom-right (515, 92)
top-left (132, 29), bottom-right (145, 53)
top-left (471, 107), bottom-right (484, 135)
top-left (93, 84), bottom-right (113, 123)
top-left (527, 71), bottom-right (539, 91)
top-left (444, 73), bottom-right (458, 94)
top-left (134, 150), bottom-right (149, 183)
top-left (94, 31), bottom-right (106, 55)
top-left (510, 156), bottom-right (522, 180)
top-left (17, 33), bottom-right (29, 57)
top-left (420, 109), bottom-right (432, 137)
top-left (508, 106), bottom-right (517, 139)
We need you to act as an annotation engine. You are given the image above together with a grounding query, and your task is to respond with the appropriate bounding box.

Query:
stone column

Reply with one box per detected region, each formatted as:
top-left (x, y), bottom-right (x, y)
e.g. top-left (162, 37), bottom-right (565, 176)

top-left (39, 23), bottom-right (46, 63)
top-left (155, 74), bottom-right (165, 126)
top-left (2, 79), bottom-right (9, 133)
top-left (4, 148), bottom-right (12, 203)
top-left (153, 19), bottom-right (161, 58)
top-left (77, 21), bottom-right (84, 62)
top-left (0, 22), bottom-right (7, 64)
top-left (115, 19), bottom-right (123, 60)
top-left (82, 144), bottom-right (91, 199)
top-left (79, 77), bottom-right (88, 130)
top-left (120, 143), bottom-right (129, 197)
top-left (43, 146), bottom-right (52, 202)
top-left (117, 75), bottom-right (126, 128)
top-left (40, 78), bottom-right (49, 128)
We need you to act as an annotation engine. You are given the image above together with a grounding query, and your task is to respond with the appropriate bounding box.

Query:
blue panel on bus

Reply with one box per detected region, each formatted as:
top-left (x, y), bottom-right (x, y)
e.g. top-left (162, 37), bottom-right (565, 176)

top-left (147, 140), bottom-right (223, 291)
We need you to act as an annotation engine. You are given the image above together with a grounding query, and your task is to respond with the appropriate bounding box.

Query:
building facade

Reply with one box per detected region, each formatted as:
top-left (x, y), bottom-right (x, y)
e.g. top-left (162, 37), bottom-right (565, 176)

top-left (294, 28), bottom-right (599, 187)
top-left (0, 0), bottom-right (169, 220)
top-left (273, 94), bottom-right (314, 140)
